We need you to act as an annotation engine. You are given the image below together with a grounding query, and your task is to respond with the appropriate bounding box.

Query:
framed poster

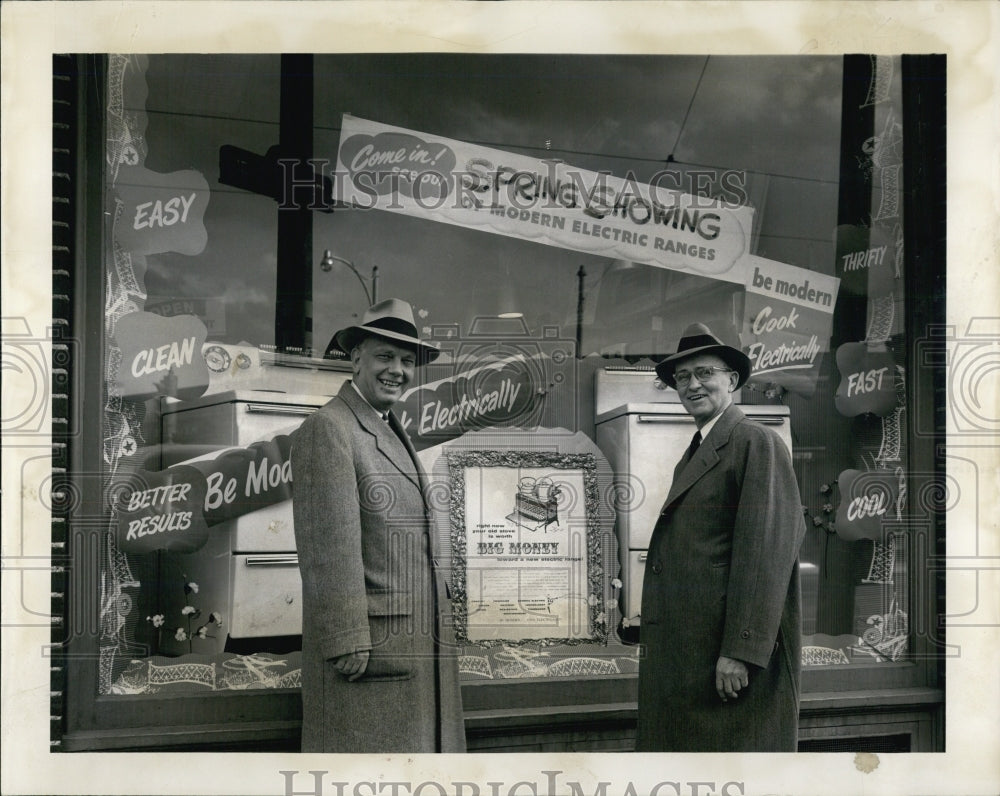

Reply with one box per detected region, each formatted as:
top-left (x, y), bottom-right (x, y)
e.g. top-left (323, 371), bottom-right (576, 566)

top-left (448, 450), bottom-right (606, 645)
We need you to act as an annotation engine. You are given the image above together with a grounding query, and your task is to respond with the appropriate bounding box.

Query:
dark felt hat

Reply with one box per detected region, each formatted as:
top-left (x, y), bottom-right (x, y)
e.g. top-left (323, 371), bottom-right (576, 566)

top-left (655, 322), bottom-right (751, 389)
top-left (332, 298), bottom-right (440, 365)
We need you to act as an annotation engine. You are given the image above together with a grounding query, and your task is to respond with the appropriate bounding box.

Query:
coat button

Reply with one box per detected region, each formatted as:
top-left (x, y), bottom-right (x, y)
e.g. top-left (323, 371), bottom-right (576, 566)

top-left (651, 562), bottom-right (662, 574)
top-left (740, 629), bottom-right (751, 639)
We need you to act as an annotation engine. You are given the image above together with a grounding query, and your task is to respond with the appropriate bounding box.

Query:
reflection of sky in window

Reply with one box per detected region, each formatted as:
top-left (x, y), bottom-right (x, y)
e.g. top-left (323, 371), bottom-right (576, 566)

top-left (132, 54), bottom-right (842, 354)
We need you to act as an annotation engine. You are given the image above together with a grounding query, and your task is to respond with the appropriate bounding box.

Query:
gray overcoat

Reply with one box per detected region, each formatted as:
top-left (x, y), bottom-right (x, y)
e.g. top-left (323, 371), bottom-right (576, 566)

top-left (636, 404), bottom-right (806, 751)
top-left (291, 382), bottom-right (465, 753)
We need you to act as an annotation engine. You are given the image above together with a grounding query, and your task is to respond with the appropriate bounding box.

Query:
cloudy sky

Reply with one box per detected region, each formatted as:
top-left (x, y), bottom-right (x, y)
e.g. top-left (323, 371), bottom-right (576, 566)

top-left (135, 53), bottom-right (843, 354)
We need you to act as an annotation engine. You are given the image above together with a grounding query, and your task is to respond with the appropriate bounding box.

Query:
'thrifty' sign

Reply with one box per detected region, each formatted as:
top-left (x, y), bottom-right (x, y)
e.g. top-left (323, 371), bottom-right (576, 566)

top-left (741, 255), bottom-right (840, 396)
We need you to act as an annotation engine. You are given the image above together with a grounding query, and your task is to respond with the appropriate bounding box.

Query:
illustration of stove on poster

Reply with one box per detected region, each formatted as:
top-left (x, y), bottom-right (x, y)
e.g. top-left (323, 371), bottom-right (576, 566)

top-left (450, 451), bottom-right (600, 645)
top-left (741, 254), bottom-right (841, 396)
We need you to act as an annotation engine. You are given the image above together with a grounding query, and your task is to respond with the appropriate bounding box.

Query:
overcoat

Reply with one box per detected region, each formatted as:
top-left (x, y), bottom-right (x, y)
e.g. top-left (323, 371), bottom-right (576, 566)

top-left (291, 382), bottom-right (465, 753)
top-left (635, 404), bottom-right (806, 752)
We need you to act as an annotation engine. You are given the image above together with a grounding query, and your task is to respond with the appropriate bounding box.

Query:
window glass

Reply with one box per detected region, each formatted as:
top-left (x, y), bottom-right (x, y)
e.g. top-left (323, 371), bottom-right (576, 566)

top-left (100, 53), bottom-right (914, 699)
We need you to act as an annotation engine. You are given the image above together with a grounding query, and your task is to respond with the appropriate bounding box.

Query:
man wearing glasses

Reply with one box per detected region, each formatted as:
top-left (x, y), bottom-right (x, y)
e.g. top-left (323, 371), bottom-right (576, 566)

top-left (635, 323), bottom-right (806, 752)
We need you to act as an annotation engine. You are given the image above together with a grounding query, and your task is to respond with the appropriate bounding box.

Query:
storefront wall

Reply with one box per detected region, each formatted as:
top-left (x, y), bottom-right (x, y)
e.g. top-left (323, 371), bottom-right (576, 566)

top-left (56, 53), bottom-right (944, 751)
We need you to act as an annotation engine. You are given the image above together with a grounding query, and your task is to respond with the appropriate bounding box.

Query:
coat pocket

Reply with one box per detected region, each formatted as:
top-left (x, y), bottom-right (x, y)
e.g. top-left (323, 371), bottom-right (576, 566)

top-left (366, 589), bottom-right (412, 616)
top-left (357, 657), bottom-right (413, 682)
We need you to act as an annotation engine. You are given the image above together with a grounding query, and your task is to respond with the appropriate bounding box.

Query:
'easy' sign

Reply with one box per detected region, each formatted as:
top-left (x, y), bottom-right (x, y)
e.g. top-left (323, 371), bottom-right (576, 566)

top-left (115, 166), bottom-right (209, 256)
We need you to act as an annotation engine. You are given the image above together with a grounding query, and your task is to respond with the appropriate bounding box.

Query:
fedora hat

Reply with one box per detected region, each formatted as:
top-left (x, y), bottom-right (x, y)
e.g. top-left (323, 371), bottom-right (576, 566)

top-left (655, 322), bottom-right (751, 389)
top-left (331, 298), bottom-right (440, 365)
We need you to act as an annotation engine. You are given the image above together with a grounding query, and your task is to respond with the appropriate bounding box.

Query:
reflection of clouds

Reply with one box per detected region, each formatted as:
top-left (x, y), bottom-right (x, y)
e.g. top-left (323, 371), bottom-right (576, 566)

top-left (143, 54), bottom-right (842, 352)
top-left (220, 282), bottom-right (271, 306)
top-left (679, 57), bottom-right (842, 181)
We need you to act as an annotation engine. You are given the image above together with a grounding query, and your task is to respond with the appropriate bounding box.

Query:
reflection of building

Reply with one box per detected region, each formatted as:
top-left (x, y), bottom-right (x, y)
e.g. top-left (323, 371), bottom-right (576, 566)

top-left (587, 262), bottom-right (743, 359)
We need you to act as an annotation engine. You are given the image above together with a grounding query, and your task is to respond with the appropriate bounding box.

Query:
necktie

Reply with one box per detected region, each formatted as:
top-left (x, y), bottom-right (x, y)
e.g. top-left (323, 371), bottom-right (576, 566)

top-left (683, 430), bottom-right (702, 466)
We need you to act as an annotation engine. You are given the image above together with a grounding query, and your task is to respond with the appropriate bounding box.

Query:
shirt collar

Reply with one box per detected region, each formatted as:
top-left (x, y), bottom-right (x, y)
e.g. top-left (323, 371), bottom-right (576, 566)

top-left (698, 409), bottom-right (724, 441)
top-left (350, 380), bottom-right (389, 421)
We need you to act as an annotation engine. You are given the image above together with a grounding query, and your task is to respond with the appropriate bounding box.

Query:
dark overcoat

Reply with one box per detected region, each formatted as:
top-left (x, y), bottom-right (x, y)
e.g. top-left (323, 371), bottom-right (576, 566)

top-left (291, 382), bottom-right (465, 753)
top-left (636, 404), bottom-right (805, 752)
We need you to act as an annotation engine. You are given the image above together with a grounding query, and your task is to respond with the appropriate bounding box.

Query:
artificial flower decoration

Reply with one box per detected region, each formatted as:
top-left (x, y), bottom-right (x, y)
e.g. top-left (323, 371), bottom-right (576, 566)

top-left (147, 579), bottom-right (220, 655)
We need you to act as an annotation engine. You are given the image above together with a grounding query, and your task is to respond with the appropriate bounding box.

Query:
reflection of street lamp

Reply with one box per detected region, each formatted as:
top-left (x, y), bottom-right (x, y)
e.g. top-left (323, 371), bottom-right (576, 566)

top-left (319, 250), bottom-right (379, 306)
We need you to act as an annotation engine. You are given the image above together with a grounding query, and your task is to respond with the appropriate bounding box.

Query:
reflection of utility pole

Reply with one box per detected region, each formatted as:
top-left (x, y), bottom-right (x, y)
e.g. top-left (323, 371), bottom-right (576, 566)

top-left (575, 265), bottom-right (586, 357)
top-left (275, 54), bottom-right (313, 355)
top-left (220, 58), bottom-right (340, 357)
top-left (320, 250), bottom-right (378, 306)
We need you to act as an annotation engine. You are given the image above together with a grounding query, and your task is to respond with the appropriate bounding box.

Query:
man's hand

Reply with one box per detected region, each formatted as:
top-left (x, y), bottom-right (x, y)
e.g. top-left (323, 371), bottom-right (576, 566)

top-left (333, 650), bottom-right (370, 681)
top-left (715, 655), bottom-right (749, 701)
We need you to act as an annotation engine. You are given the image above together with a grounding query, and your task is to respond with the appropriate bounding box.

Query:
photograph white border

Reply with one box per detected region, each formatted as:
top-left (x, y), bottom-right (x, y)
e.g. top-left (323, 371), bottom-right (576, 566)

top-left (2, 2), bottom-right (997, 795)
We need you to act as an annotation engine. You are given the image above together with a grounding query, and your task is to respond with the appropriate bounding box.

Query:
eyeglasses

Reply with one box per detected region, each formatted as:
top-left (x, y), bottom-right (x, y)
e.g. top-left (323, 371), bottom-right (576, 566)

top-left (673, 366), bottom-right (733, 387)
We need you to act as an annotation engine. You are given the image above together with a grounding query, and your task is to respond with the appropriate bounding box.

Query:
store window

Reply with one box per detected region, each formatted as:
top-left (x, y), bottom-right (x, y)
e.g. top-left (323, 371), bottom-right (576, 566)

top-left (95, 53), bottom-right (932, 705)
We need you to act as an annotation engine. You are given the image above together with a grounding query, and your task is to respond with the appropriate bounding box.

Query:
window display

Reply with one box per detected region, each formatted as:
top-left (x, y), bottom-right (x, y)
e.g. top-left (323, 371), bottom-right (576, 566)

top-left (90, 52), bottom-right (934, 732)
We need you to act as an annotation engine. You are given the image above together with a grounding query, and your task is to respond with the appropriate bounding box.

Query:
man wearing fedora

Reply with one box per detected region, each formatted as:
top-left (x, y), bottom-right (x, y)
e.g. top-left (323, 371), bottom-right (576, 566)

top-left (291, 298), bottom-right (465, 753)
top-left (635, 323), bottom-right (806, 752)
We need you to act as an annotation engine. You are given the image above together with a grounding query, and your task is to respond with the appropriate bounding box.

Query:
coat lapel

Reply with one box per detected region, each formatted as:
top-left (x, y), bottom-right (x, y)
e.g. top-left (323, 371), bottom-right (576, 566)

top-left (663, 404), bottom-right (745, 509)
top-left (388, 410), bottom-right (430, 498)
top-left (339, 382), bottom-right (428, 505)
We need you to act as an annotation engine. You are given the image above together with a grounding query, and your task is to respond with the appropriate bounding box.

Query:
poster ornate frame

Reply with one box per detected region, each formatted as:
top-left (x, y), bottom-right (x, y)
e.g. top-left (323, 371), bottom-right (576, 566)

top-left (447, 449), bottom-right (607, 648)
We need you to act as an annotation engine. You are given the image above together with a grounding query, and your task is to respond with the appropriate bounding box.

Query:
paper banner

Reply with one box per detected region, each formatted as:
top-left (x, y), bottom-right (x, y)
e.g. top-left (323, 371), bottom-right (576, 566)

top-left (741, 255), bottom-right (840, 396)
top-left (335, 115), bottom-right (755, 283)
